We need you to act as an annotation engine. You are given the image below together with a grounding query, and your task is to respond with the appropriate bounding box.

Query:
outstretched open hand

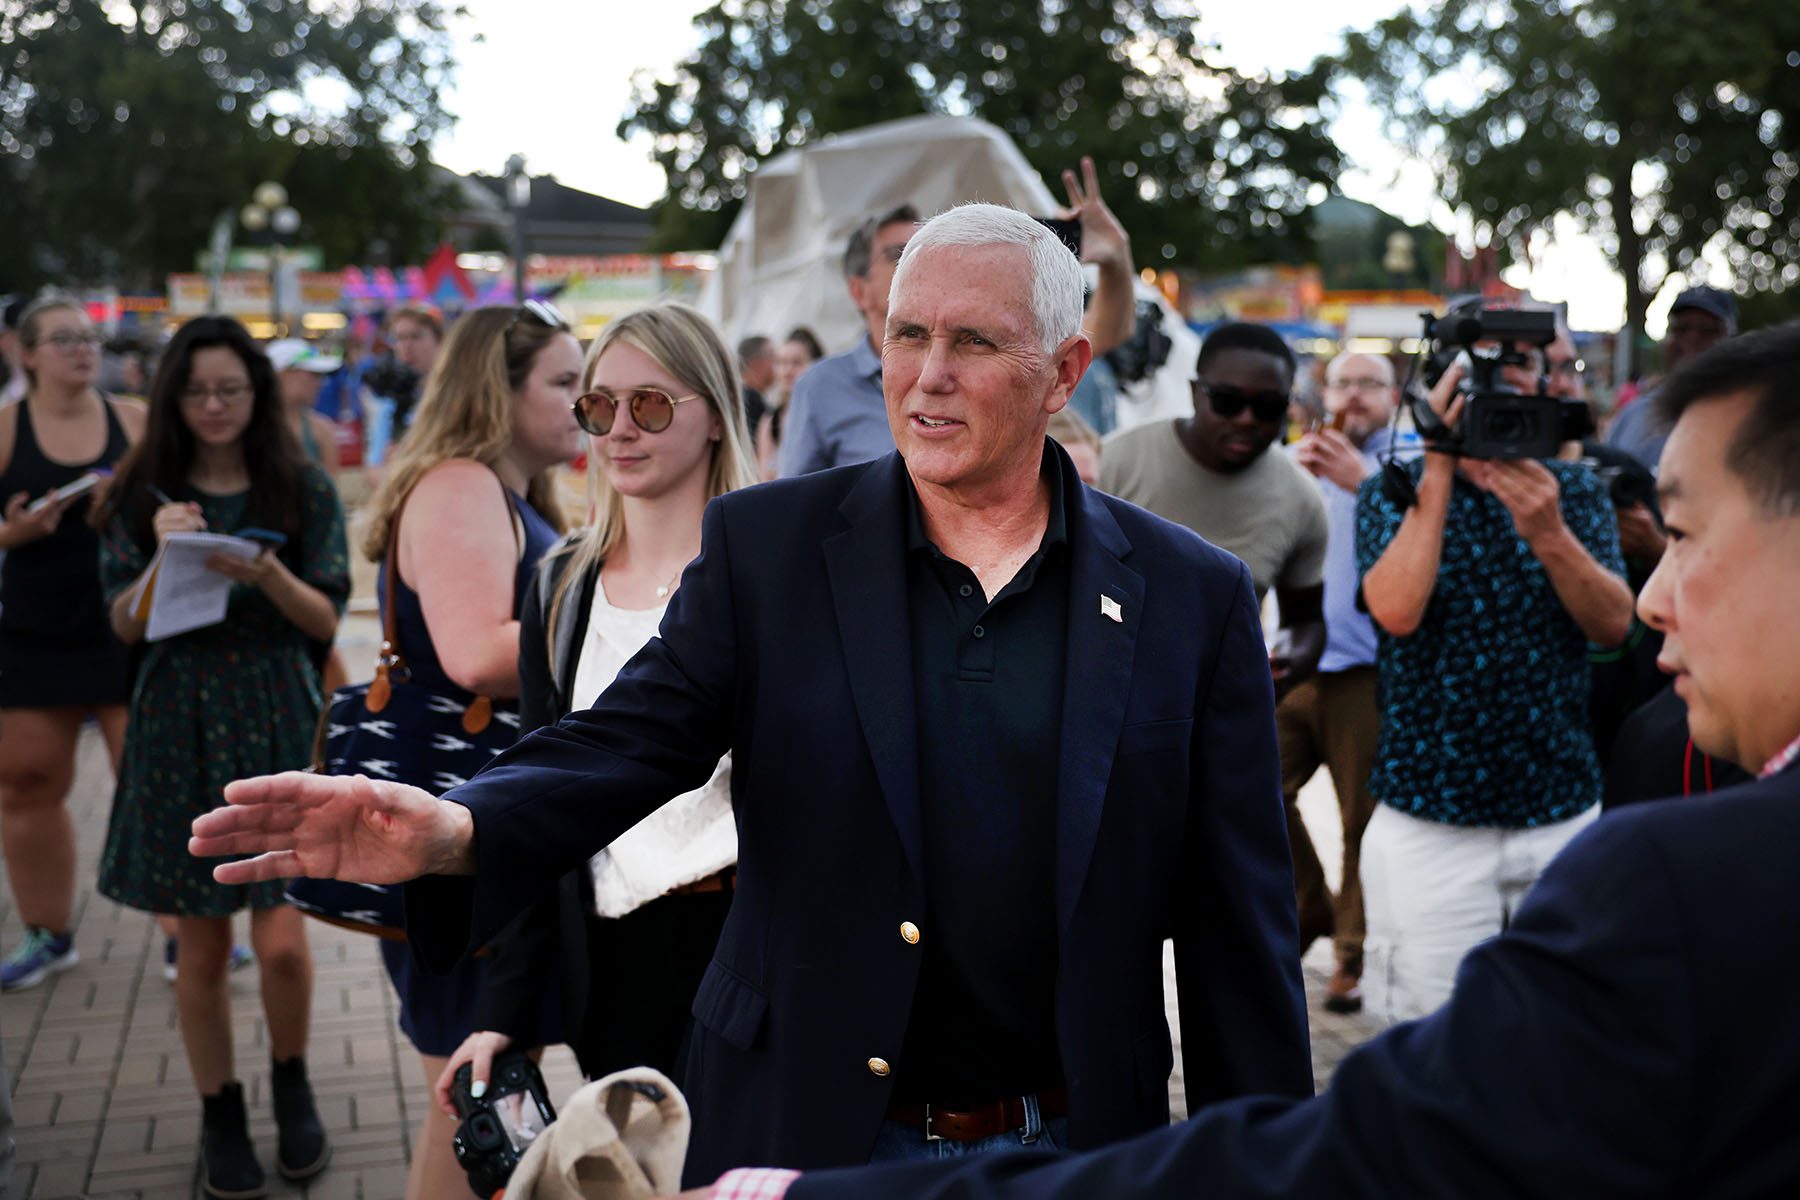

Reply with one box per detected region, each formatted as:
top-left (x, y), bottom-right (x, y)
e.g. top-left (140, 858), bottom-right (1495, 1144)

top-left (189, 771), bottom-right (472, 886)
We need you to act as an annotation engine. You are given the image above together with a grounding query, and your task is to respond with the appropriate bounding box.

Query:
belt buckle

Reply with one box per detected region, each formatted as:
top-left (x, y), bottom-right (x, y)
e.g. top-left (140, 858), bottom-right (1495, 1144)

top-left (922, 1105), bottom-right (943, 1143)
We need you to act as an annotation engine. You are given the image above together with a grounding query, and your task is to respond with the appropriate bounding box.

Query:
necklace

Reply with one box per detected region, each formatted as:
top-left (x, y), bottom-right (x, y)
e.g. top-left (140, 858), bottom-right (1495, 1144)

top-left (654, 567), bottom-right (682, 600)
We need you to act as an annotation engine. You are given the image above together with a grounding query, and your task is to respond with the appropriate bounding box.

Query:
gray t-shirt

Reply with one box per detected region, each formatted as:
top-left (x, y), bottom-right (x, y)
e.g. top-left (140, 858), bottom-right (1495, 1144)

top-left (1100, 419), bottom-right (1328, 603)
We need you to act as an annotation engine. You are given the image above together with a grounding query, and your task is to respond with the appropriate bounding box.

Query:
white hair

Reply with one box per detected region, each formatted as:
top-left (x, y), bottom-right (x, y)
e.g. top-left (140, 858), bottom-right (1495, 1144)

top-left (890, 203), bottom-right (1085, 355)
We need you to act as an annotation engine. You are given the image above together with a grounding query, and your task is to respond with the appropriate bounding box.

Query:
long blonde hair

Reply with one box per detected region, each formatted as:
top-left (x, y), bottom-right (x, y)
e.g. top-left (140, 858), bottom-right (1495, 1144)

top-left (544, 303), bottom-right (759, 673)
top-left (361, 305), bottom-right (570, 561)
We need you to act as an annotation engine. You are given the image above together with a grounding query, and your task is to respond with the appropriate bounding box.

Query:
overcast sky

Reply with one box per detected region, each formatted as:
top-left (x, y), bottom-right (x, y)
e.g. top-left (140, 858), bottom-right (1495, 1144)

top-left (431, 0), bottom-right (1684, 331)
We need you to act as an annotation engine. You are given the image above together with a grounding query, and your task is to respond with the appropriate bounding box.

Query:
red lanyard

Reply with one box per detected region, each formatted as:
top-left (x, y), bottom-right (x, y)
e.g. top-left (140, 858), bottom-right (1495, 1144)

top-left (1682, 737), bottom-right (1715, 798)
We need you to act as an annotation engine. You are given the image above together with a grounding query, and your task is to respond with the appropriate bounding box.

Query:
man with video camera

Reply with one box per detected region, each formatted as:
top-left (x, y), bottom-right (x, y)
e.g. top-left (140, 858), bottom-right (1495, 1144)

top-left (1352, 304), bottom-right (1634, 1025)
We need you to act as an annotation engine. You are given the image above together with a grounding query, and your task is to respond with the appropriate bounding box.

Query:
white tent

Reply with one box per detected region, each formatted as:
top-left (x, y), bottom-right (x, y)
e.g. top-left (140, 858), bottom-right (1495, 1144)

top-left (697, 113), bottom-right (1058, 355)
top-left (697, 112), bottom-right (1196, 431)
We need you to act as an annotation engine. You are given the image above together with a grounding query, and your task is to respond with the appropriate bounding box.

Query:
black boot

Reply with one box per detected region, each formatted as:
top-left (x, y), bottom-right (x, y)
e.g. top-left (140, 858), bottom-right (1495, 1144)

top-left (200, 1082), bottom-right (267, 1200)
top-left (270, 1055), bottom-right (331, 1180)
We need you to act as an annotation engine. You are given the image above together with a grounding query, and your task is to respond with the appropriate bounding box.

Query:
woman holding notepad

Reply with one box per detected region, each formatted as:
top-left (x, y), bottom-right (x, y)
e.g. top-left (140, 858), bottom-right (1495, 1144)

top-left (0, 295), bottom-right (145, 995)
top-left (92, 315), bottom-right (348, 1199)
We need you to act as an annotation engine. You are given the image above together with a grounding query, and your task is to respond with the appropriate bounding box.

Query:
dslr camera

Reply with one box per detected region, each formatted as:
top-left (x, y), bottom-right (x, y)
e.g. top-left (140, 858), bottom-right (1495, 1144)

top-left (1410, 299), bottom-right (1593, 459)
top-left (362, 352), bottom-right (423, 423)
top-left (450, 1050), bottom-right (557, 1198)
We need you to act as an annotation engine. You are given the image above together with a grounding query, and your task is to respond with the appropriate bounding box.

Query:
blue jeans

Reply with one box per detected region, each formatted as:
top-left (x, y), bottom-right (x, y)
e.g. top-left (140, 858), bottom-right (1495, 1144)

top-left (868, 1096), bottom-right (1068, 1163)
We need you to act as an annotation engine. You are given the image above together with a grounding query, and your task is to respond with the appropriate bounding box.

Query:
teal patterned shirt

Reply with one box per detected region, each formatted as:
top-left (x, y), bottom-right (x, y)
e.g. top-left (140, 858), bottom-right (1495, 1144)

top-left (1355, 458), bottom-right (1627, 827)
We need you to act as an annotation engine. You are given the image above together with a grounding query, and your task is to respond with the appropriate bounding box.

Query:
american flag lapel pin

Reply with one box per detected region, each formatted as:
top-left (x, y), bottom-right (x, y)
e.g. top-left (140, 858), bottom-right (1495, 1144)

top-left (1100, 594), bottom-right (1123, 623)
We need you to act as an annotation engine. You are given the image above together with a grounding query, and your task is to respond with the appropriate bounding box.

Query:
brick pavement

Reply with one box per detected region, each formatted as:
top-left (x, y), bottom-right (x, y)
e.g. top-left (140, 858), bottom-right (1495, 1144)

top-left (2, 601), bottom-right (1377, 1198)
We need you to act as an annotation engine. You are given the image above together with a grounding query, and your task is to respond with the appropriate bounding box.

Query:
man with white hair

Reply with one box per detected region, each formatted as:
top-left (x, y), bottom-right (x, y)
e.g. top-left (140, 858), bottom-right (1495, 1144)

top-left (192, 204), bottom-right (1313, 1183)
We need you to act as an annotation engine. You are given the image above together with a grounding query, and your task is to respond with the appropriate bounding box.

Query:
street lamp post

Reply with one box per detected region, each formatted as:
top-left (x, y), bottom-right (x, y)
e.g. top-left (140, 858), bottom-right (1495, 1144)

top-left (504, 154), bottom-right (531, 303)
top-left (242, 181), bottom-right (301, 335)
top-left (1382, 230), bottom-right (1417, 292)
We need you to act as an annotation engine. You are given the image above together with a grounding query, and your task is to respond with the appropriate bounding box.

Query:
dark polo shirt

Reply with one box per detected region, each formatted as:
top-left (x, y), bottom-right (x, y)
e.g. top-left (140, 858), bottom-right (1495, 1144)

top-left (894, 444), bottom-right (1072, 1106)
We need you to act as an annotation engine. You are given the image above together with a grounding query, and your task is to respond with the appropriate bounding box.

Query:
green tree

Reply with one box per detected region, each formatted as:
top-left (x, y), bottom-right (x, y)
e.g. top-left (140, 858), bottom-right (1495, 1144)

top-left (0, 0), bottom-right (462, 291)
top-left (618, 0), bottom-right (1342, 267)
top-left (1338, 0), bottom-right (1799, 354)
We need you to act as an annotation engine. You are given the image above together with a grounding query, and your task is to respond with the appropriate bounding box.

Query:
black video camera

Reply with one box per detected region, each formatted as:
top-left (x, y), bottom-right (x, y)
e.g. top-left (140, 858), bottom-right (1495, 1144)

top-left (450, 1051), bottom-right (557, 1198)
top-left (363, 352), bottom-right (423, 423)
top-left (1410, 300), bottom-right (1592, 459)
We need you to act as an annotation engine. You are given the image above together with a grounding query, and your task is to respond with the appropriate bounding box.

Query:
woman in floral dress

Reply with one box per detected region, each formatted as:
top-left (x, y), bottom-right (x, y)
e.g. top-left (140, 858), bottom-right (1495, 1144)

top-left (93, 315), bottom-right (347, 1200)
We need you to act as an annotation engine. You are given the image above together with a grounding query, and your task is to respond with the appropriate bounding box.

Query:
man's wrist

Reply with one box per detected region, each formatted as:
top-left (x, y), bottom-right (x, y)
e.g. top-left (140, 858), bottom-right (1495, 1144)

top-left (433, 802), bottom-right (478, 876)
top-left (1524, 519), bottom-right (1576, 561)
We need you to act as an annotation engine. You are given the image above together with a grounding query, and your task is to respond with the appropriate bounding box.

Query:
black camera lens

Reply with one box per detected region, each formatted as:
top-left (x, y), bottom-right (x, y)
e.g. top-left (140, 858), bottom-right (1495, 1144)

top-left (1483, 407), bottom-right (1536, 444)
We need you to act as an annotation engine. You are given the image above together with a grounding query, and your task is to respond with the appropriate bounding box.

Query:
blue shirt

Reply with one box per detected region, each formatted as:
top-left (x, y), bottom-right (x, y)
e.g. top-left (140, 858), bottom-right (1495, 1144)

top-left (1354, 458), bottom-right (1626, 828)
top-left (778, 336), bottom-right (893, 476)
top-left (1603, 391), bottom-right (1669, 473)
top-left (1314, 428), bottom-right (1390, 674)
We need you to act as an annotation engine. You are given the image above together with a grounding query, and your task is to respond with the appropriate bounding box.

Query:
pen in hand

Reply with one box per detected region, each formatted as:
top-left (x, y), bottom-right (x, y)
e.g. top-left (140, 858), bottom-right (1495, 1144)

top-left (149, 484), bottom-right (207, 538)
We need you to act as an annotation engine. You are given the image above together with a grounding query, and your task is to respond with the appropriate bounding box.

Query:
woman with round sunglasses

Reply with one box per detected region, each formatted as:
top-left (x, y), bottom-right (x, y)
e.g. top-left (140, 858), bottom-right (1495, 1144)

top-left (356, 300), bottom-right (583, 1200)
top-left (0, 296), bottom-right (145, 993)
top-left (434, 302), bottom-right (757, 1122)
top-left (94, 315), bottom-right (348, 1197)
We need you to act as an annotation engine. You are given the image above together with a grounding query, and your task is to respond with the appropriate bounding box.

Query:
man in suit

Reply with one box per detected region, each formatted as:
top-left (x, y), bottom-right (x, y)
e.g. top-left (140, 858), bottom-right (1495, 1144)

top-left (191, 204), bottom-right (1313, 1183)
top-left (681, 319), bottom-right (1800, 1199)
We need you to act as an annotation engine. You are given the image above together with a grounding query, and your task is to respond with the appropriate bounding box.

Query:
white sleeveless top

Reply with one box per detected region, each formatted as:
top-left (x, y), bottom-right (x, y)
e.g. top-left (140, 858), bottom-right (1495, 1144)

top-left (569, 578), bottom-right (736, 919)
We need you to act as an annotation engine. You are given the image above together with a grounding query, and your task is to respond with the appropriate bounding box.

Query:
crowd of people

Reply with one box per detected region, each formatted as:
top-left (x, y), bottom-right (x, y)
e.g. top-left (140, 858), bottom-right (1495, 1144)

top-left (0, 166), bottom-right (1795, 1200)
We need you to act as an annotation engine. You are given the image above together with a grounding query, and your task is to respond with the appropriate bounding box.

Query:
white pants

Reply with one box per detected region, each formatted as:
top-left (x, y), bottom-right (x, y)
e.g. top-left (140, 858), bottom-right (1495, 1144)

top-left (1360, 802), bottom-right (1599, 1027)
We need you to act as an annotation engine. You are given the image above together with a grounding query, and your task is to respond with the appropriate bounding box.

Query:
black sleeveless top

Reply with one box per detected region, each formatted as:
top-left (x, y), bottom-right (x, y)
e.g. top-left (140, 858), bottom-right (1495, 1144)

top-left (0, 393), bottom-right (131, 639)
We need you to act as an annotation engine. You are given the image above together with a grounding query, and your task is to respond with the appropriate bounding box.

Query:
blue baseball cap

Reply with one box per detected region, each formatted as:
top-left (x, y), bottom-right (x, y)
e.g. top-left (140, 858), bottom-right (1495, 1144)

top-left (1670, 286), bottom-right (1738, 335)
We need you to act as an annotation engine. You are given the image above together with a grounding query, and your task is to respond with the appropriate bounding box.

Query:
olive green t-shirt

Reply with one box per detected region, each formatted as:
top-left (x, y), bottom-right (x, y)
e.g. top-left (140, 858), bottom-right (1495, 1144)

top-left (1100, 419), bottom-right (1328, 604)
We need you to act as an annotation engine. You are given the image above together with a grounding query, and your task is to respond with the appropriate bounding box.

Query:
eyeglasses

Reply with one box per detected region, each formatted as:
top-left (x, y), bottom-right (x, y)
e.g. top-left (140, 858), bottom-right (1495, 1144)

top-left (506, 299), bottom-right (570, 338)
top-left (573, 386), bottom-right (703, 435)
top-left (1325, 376), bottom-right (1391, 394)
top-left (180, 381), bottom-right (254, 406)
top-left (1196, 381), bottom-right (1290, 423)
top-left (1548, 357), bottom-right (1587, 380)
top-left (36, 330), bottom-right (102, 351)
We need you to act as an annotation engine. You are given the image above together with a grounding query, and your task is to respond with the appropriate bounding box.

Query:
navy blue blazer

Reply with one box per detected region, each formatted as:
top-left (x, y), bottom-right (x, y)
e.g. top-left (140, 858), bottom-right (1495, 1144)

top-left (788, 760), bottom-right (1800, 1199)
top-left (406, 446), bottom-right (1311, 1182)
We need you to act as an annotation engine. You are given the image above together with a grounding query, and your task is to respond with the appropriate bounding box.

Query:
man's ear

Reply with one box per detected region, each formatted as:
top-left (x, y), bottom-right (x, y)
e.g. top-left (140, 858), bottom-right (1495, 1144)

top-left (846, 274), bottom-right (870, 314)
top-left (1046, 334), bottom-right (1095, 415)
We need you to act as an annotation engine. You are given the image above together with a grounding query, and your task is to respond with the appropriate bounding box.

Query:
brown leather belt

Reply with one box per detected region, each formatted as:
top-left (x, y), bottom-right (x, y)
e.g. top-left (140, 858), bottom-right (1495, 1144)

top-left (667, 868), bottom-right (736, 897)
top-left (886, 1087), bottom-right (1068, 1143)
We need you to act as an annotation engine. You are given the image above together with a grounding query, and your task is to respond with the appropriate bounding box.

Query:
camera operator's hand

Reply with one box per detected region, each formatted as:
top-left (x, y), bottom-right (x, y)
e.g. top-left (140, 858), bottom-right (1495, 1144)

top-left (1616, 501), bottom-right (1667, 567)
top-left (1420, 362), bottom-right (1469, 480)
top-left (1465, 458), bottom-right (1565, 547)
top-left (1295, 428), bottom-right (1372, 493)
top-left (436, 1030), bottom-right (514, 1117)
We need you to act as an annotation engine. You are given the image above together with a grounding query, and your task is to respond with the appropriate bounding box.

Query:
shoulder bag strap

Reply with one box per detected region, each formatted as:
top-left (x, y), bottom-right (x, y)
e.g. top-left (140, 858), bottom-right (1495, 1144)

top-left (364, 488), bottom-right (412, 713)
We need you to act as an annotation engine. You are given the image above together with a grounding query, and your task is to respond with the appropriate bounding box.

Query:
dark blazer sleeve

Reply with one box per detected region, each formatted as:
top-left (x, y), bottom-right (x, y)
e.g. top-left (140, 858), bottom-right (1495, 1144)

top-left (469, 562), bottom-right (574, 1041)
top-left (1171, 562), bottom-right (1313, 1107)
top-left (789, 813), bottom-right (1693, 1200)
top-left (404, 500), bottom-right (741, 970)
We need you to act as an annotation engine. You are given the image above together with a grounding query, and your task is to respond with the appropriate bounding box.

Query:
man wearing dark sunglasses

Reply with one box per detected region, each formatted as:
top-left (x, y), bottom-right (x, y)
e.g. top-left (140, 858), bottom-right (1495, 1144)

top-left (1101, 322), bottom-right (1329, 699)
